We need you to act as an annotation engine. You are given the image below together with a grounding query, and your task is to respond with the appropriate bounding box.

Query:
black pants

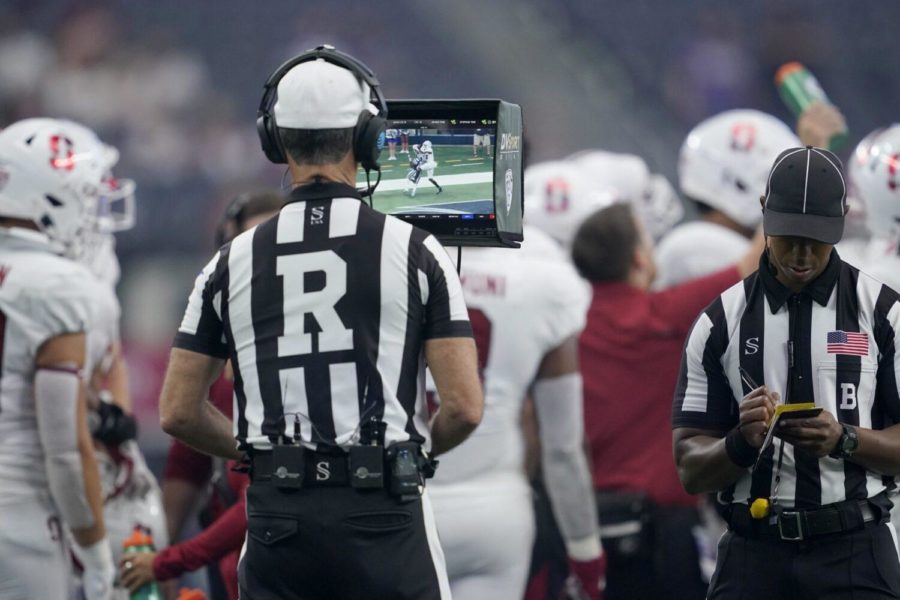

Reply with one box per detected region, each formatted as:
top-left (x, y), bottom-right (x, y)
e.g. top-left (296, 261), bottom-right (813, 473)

top-left (708, 525), bottom-right (900, 599)
top-left (600, 501), bottom-right (707, 600)
top-left (238, 483), bottom-right (446, 599)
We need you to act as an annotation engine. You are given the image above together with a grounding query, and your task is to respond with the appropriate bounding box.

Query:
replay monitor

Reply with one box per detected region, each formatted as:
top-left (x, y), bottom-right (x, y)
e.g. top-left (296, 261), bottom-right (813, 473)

top-left (359, 99), bottom-right (524, 248)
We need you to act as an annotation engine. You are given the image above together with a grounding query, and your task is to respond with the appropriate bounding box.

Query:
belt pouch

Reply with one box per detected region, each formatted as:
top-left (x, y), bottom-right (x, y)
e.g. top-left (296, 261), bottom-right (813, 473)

top-left (349, 445), bottom-right (384, 489)
top-left (271, 445), bottom-right (305, 489)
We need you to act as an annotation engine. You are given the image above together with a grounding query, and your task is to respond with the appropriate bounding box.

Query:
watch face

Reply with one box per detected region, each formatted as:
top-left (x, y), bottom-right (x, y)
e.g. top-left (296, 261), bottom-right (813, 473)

top-left (842, 426), bottom-right (859, 453)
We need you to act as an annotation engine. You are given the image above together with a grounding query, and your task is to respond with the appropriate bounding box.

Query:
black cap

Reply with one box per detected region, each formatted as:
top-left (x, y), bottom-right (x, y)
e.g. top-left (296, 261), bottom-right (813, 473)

top-left (763, 146), bottom-right (846, 244)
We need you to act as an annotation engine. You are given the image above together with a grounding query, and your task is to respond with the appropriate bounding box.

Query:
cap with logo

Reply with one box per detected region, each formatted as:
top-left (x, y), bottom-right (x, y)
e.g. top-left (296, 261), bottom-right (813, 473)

top-left (763, 146), bottom-right (847, 244)
top-left (273, 59), bottom-right (376, 130)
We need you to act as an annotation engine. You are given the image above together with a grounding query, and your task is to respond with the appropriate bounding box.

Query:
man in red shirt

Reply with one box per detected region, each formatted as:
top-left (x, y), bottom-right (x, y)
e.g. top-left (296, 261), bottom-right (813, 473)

top-left (571, 202), bottom-right (763, 599)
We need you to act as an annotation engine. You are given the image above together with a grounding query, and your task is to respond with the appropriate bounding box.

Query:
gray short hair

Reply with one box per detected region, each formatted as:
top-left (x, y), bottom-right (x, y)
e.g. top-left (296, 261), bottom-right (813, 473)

top-left (278, 128), bottom-right (354, 165)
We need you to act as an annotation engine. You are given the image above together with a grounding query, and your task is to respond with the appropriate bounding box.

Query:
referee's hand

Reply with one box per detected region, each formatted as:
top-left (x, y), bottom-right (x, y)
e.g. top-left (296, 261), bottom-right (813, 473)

top-left (738, 386), bottom-right (779, 448)
top-left (776, 410), bottom-right (843, 458)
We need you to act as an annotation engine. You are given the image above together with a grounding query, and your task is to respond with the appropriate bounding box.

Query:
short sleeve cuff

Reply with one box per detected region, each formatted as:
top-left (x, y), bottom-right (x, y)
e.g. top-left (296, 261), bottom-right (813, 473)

top-left (172, 332), bottom-right (229, 359)
top-left (671, 415), bottom-right (734, 432)
top-left (424, 320), bottom-right (473, 340)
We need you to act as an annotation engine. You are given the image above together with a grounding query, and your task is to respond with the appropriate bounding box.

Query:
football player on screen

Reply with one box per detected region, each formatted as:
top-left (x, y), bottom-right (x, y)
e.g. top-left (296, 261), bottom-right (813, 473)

top-left (404, 140), bottom-right (442, 197)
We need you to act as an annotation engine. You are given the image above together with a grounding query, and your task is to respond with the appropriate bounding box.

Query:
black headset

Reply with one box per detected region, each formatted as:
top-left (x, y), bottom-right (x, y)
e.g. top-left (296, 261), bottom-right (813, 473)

top-left (256, 44), bottom-right (387, 172)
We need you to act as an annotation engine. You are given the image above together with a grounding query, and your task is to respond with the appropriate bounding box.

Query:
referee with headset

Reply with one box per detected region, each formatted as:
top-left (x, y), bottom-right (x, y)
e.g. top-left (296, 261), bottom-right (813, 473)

top-left (160, 45), bottom-right (483, 599)
top-left (673, 146), bottom-right (900, 598)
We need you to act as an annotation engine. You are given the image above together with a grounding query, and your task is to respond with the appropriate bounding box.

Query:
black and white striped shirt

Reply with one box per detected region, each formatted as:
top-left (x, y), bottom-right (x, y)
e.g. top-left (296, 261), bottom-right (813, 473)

top-left (174, 182), bottom-right (472, 452)
top-left (673, 251), bottom-right (900, 509)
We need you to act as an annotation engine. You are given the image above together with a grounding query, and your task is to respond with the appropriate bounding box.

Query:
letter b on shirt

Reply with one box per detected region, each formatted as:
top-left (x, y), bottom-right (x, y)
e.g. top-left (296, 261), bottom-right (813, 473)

top-left (840, 383), bottom-right (857, 410)
top-left (277, 251), bottom-right (353, 357)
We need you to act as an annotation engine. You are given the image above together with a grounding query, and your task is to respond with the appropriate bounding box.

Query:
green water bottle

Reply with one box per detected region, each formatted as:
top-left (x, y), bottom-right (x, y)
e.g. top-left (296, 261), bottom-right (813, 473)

top-left (122, 527), bottom-right (163, 600)
top-left (775, 61), bottom-right (848, 151)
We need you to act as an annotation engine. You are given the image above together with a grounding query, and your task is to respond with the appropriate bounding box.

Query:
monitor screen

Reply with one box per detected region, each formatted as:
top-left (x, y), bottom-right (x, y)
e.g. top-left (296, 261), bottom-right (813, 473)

top-left (357, 99), bottom-right (522, 247)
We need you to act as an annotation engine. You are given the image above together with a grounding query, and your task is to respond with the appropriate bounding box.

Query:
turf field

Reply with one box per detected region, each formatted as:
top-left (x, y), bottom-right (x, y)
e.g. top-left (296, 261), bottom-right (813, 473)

top-left (357, 145), bottom-right (495, 214)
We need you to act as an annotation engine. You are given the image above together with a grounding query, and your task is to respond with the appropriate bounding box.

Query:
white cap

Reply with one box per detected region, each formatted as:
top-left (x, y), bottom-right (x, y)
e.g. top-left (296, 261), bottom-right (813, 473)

top-left (273, 59), bottom-right (375, 129)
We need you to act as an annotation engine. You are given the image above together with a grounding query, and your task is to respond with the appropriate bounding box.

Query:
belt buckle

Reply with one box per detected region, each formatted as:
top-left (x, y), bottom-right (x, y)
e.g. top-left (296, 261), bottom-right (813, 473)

top-left (778, 510), bottom-right (804, 541)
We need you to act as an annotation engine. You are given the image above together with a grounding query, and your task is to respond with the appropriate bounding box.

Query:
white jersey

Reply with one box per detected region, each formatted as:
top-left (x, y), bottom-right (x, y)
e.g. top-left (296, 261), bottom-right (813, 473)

top-left (86, 282), bottom-right (121, 378)
top-left (431, 227), bottom-right (589, 489)
top-left (836, 236), bottom-right (874, 271)
top-left (0, 228), bottom-right (95, 502)
top-left (654, 220), bottom-right (749, 289)
top-left (863, 237), bottom-right (900, 293)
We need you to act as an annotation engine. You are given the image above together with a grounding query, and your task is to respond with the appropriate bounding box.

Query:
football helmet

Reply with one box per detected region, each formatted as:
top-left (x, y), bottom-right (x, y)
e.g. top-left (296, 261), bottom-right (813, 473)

top-left (570, 150), bottom-right (684, 242)
top-left (0, 120), bottom-right (102, 256)
top-left (678, 109), bottom-right (800, 229)
top-left (849, 124), bottom-right (900, 241)
top-left (523, 160), bottom-right (616, 249)
top-left (421, 140), bottom-right (433, 153)
top-left (2, 118), bottom-right (135, 233)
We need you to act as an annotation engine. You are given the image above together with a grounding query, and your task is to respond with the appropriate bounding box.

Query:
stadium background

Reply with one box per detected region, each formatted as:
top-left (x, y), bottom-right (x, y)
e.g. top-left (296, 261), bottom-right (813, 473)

top-left (1, 0), bottom-right (896, 527)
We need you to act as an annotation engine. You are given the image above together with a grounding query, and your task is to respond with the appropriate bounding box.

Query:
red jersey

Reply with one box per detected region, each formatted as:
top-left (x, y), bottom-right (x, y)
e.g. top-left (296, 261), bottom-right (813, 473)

top-left (580, 267), bottom-right (740, 506)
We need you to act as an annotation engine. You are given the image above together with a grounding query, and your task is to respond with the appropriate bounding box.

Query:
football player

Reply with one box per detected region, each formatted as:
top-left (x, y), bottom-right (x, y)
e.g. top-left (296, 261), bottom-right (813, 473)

top-left (0, 121), bottom-right (115, 599)
top-left (429, 225), bottom-right (605, 600)
top-left (853, 124), bottom-right (900, 292)
top-left (653, 110), bottom-right (800, 288)
top-left (472, 128), bottom-right (492, 158)
top-left (2, 118), bottom-right (169, 594)
top-left (404, 140), bottom-right (442, 197)
top-left (399, 129), bottom-right (410, 154)
top-left (385, 128), bottom-right (399, 160)
top-left (655, 104), bottom-right (850, 289)
top-left (850, 124), bottom-right (900, 544)
top-left (66, 123), bottom-right (170, 572)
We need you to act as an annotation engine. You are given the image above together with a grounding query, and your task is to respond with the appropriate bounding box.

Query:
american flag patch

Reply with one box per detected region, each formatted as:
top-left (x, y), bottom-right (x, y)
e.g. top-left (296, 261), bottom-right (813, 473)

top-left (826, 330), bottom-right (869, 356)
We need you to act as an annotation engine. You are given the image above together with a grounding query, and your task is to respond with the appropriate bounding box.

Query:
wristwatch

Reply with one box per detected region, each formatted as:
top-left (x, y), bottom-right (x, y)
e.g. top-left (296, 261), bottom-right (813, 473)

top-left (829, 424), bottom-right (859, 460)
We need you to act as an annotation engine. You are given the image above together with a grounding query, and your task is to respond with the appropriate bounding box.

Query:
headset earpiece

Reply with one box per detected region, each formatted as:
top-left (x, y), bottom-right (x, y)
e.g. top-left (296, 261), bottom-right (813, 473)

top-left (353, 111), bottom-right (386, 172)
top-left (257, 110), bottom-right (285, 164)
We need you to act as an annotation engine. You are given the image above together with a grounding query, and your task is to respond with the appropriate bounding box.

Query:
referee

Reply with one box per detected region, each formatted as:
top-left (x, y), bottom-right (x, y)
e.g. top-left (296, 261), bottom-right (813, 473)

top-left (160, 46), bottom-right (483, 599)
top-left (673, 146), bottom-right (900, 598)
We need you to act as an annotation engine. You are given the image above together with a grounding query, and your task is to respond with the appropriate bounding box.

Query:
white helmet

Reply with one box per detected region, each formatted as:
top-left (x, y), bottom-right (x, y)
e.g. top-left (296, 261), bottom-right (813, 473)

top-left (850, 124), bottom-right (900, 241)
top-left (678, 109), bottom-right (800, 229)
top-left (523, 160), bottom-right (616, 249)
top-left (570, 150), bottom-right (684, 242)
top-left (0, 120), bottom-right (106, 256)
top-left (421, 140), bottom-right (433, 153)
top-left (2, 118), bottom-right (135, 233)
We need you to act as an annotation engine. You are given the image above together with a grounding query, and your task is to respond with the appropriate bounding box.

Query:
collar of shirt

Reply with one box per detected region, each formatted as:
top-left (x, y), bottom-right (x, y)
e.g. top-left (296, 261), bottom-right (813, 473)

top-left (758, 249), bottom-right (841, 313)
top-left (590, 280), bottom-right (643, 300)
top-left (286, 181), bottom-right (362, 205)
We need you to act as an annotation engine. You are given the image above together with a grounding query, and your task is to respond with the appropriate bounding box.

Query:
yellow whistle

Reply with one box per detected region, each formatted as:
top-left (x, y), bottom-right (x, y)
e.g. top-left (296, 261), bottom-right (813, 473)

top-left (750, 498), bottom-right (770, 519)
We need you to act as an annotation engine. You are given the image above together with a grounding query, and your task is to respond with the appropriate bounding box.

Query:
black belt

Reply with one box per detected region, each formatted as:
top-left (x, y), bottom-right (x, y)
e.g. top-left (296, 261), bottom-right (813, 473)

top-left (728, 498), bottom-right (881, 542)
top-left (250, 449), bottom-right (352, 487)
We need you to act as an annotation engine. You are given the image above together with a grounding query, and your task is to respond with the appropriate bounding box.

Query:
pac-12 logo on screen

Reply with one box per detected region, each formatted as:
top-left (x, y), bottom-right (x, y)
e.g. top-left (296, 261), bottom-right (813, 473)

top-left (504, 169), bottom-right (514, 215)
